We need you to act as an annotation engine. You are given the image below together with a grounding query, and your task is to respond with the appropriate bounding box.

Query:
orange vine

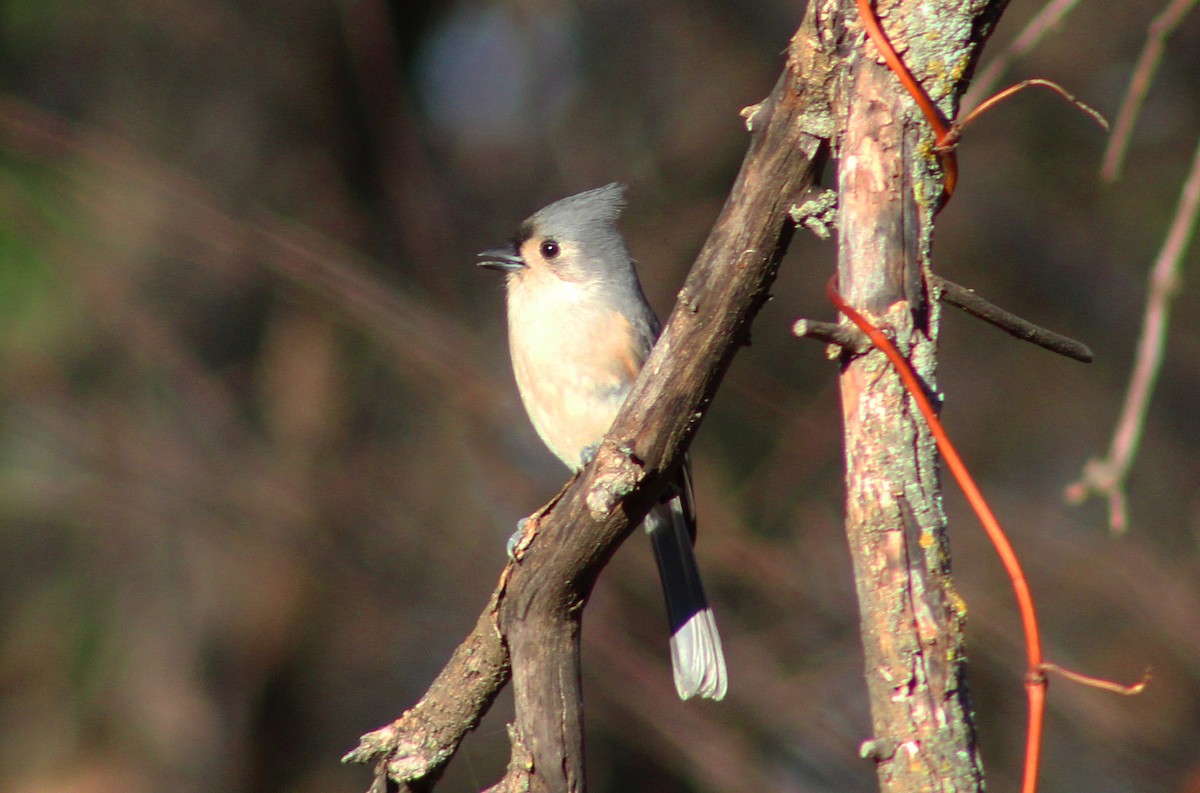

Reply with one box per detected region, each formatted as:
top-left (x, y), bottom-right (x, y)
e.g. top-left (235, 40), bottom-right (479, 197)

top-left (827, 278), bottom-right (1045, 793)
top-left (855, 0), bottom-right (959, 197)
top-left (846, 5), bottom-right (1133, 791)
top-left (854, 1), bottom-right (1107, 204)
top-left (828, 280), bottom-right (1149, 790)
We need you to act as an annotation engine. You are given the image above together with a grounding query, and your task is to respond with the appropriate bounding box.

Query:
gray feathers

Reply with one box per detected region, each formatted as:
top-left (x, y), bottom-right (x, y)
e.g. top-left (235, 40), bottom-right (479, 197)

top-left (482, 183), bottom-right (727, 702)
top-left (530, 182), bottom-right (627, 230)
top-left (523, 183), bottom-right (640, 293)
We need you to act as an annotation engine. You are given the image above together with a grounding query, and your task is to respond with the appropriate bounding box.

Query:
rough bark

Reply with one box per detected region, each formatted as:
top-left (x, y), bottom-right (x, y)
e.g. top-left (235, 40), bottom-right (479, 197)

top-left (346, 0), bottom-right (1011, 789)
top-left (830, 0), bottom-right (1007, 789)
top-left (347, 7), bottom-right (831, 790)
top-left (484, 36), bottom-right (831, 790)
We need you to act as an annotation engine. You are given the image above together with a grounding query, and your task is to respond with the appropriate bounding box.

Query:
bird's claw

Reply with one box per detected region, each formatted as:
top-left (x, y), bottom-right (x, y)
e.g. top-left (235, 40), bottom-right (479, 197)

top-left (579, 442), bottom-right (601, 468)
top-left (506, 517), bottom-right (536, 560)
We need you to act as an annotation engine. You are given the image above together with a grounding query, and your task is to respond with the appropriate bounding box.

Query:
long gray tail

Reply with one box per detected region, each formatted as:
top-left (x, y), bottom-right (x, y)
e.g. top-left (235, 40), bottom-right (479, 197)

top-left (645, 470), bottom-right (727, 701)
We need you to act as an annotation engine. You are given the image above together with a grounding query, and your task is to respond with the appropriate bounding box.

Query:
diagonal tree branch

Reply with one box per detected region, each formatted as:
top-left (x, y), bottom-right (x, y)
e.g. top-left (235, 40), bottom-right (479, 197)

top-left (346, 7), bottom-right (835, 790)
top-left (346, 0), bottom-right (1011, 788)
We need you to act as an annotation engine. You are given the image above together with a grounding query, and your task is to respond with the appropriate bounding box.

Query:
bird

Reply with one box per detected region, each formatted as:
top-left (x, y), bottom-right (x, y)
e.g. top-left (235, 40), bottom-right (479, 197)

top-left (477, 183), bottom-right (727, 701)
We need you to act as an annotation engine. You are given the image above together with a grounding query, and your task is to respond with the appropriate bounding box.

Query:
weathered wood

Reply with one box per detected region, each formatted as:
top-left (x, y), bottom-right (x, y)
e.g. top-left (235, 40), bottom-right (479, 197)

top-left (347, 0), bottom-right (1012, 789)
top-left (346, 7), bottom-right (834, 789)
top-left (491, 26), bottom-right (831, 789)
top-left (831, 0), bottom-right (1006, 789)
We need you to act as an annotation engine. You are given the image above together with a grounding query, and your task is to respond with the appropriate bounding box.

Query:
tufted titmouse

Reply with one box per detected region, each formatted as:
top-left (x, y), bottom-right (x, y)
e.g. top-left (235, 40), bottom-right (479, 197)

top-left (478, 183), bottom-right (727, 701)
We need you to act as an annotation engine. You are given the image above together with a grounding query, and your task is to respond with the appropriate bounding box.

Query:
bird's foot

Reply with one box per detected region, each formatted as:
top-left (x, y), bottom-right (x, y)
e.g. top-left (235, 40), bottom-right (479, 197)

top-left (506, 516), bottom-right (538, 561)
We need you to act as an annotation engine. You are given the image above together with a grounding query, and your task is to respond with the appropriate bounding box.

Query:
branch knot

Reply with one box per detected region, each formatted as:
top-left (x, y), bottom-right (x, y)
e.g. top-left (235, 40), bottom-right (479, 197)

top-left (584, 444), bottom-right (643, 521)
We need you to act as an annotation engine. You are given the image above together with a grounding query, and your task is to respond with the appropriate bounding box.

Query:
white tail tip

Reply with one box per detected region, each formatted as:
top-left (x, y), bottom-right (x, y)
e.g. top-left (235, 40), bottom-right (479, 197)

top-left (669, 608), bottom-right (727, 701)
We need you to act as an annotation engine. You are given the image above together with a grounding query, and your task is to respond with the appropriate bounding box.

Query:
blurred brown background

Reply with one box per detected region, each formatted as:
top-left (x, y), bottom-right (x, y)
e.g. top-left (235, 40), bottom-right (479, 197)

top-left (0, 1), bottom-right (1197, 791)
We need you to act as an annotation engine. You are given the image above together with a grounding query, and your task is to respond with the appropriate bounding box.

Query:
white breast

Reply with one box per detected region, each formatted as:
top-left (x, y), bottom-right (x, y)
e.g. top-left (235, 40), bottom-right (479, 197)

top-left (505, 270), bottom-right (644, 470)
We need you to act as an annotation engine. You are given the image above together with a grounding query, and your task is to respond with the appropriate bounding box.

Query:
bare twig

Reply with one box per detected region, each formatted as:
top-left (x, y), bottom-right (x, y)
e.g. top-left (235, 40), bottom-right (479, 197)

top-left (792, 318), bottom-right (871, 355)
top-left (1066, 135), bottom-right (1200, 532)
top-left (934, 276), bottom-right (1094, 362)
top-left (955, 78), bottom-right (1108, 142)
top-left (961, 0), bottom-right (1087, 114)
top-left (799, 276), bottom-right (1094, 363)
top-left (1100, 0), bottom-right (1200, 181)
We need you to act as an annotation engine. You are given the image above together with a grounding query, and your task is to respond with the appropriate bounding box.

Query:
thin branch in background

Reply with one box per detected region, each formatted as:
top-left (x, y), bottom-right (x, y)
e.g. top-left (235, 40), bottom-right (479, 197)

top-left (1066, 135), bottom-right (1200, 533)
top-left (1100, 0), bottom-right (1200, 181)
top-left (961, 0), bottom-right (1087, 115)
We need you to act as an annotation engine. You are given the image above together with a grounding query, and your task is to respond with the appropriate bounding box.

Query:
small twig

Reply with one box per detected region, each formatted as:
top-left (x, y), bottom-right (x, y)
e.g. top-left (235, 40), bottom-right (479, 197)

top-left (952, 79), bottom-right (1107, 145)
top-left (1041, 663), bottom-right (1151, 695)
top-left (933, 276), bottom-right (1094, 363)
top-left (1101, 0), bottom-right (1200, 181)
top-left (1066, 135), bottom-right (1200, 533)
top-left (792, 318), bottom-right (871, 355)
top-left (961, 0), bottom-right (1087, 113)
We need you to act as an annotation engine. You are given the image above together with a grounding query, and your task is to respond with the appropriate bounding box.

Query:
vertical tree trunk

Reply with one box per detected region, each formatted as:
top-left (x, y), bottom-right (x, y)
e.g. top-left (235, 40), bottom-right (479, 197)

top-left (832, 0), bottom-right (1003, 789)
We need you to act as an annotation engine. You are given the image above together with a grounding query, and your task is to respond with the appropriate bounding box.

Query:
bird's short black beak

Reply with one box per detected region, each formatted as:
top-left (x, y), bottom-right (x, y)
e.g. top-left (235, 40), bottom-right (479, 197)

top-left (477, 247), bottom-right (526, 273)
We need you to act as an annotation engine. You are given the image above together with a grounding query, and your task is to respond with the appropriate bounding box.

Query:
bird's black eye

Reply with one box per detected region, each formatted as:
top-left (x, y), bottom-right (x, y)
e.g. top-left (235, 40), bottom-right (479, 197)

top-left (540, 240), bottom-right (560, 259)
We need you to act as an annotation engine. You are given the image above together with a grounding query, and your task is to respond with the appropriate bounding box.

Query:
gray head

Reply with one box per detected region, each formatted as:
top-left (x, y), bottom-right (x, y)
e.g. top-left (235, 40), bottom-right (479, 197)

top-left (477, 183), bottom-right (638, 290)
